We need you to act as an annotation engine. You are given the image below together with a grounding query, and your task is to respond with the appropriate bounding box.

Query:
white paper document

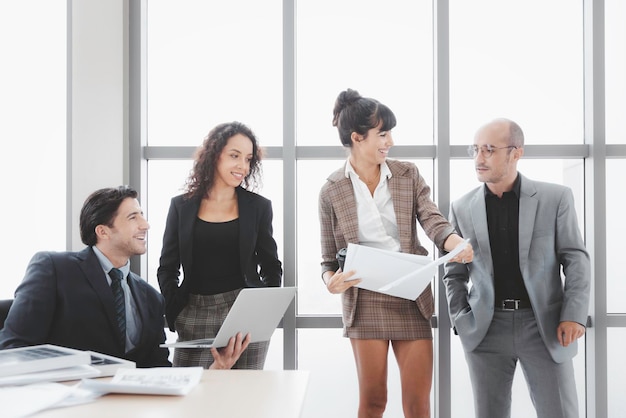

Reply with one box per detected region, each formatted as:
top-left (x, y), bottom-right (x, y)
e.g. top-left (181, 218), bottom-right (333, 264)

top-left (0, 364), bottom-right (100, 387)
top-left (0, 382), bottom-right (98, 418)
top-left (0, 344), bottom-right (92, 378)
top-left (80, 366), bottom-right (203, 396)
top-left (343, 240), bottom-right (469, 300)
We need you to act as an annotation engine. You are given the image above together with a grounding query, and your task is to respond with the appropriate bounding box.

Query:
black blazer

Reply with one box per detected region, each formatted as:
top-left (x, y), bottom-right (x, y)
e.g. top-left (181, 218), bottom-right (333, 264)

top-left (157, 187), bottom-right (283, 331)
top-left (0, 248), bottom-right (171, 368)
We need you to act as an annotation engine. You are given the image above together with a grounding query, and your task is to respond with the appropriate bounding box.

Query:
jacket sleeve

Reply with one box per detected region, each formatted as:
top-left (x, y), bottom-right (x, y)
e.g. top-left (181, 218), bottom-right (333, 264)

top-left (0, 252), bottom-right (57, 348)
top-left (136, 288), bottom-right (172, 368)
top-left (411, 164), bottom-right (456, 251)
top-left (157, 197), bottom-right (183, 329)
top-left (256, 199), bottom-right (282, 287)
top-left (442, 202), bottom-right (471, 325)
top-left (556, 187), bottom-right (591, 326)
top-left (318, 184), bottom-right (340, 277)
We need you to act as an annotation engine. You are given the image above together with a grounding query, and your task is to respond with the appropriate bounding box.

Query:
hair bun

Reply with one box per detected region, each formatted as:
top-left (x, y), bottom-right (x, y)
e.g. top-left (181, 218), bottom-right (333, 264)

top-left (332, 88), bottom-right (362, 126)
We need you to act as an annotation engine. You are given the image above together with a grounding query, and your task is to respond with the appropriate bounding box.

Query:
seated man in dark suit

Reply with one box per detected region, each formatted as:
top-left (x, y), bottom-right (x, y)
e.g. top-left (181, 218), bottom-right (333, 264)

top-left (0, 186), bottom-right (249, 368)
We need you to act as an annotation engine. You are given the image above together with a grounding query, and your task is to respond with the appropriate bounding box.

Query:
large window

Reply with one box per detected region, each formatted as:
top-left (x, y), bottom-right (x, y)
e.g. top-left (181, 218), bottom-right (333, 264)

top-left (295, 0), bottom-right (433, 146)
top-left (146, 0), bottom-right (283, 147)
top-left (605, 0), bottom-right (626, 409)
top-left (606, 160), bottom-right (625, 314)
top-left (449, 0), bottom-right (583, 145)
top-left (605, 0), bottom-right (626, 143)
top-left (137, 1), bottom-right (621, 417)
top-left (608, 329), bottom-right (626, 415)
top-left (0, 1), bottom-right (66, 298)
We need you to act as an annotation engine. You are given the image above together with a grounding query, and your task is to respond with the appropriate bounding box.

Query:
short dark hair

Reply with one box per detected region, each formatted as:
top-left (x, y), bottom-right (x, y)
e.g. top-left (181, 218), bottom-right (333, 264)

top-left (79, 186), bottom-right (138, 246)
top-left (332, 88), bottom-right (397, 147)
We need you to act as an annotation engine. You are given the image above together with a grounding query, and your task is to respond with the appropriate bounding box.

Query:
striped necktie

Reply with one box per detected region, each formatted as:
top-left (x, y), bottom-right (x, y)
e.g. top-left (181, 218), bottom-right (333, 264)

top-left (109, 268), bottom-right (126, 350)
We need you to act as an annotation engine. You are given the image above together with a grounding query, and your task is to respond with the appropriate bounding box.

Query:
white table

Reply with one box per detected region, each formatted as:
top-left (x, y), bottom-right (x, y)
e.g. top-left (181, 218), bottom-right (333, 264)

top-left (35, 369), bottom-right (310, 418)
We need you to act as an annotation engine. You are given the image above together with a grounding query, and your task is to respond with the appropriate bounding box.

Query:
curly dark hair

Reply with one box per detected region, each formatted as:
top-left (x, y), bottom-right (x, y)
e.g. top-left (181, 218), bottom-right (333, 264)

top-left (80, 186), bottom-right (138, 246)
top-left (332, 88), bottom-right (397, 147)
top-left (185, 121), bottom-right (263, 198)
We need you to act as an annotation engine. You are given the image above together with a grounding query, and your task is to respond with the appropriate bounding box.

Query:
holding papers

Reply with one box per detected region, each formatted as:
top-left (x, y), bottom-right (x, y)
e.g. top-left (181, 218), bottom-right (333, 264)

top-left (342, 240), bottom-right (469, 300)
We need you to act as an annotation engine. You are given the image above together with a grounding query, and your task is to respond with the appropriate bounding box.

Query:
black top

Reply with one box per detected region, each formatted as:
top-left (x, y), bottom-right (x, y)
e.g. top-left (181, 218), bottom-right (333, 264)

top-left (158, 187), bottom-right (282, 331)
top-left (188, 218), bottom-right (244, 295)
top-left (484, 174), bottom-right (530, 303)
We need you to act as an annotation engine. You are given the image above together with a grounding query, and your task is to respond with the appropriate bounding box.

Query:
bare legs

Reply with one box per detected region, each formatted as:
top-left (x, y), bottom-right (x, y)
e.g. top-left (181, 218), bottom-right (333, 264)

top-left (351, 338), bottom-right (432, 418)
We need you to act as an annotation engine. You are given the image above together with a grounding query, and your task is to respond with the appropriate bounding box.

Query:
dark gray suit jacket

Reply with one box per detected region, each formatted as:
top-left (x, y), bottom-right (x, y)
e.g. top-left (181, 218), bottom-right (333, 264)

top-left (443, 174), bottom-right (590, 363)
top-left (157, 186), bottom-right (282, 331)
top-left (0, 247), bottom-right (171, 368)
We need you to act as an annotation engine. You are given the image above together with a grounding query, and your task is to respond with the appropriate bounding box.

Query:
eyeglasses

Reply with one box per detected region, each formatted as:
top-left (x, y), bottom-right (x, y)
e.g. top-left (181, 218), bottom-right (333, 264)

top-left (467, 144), bottom-right (518, 158)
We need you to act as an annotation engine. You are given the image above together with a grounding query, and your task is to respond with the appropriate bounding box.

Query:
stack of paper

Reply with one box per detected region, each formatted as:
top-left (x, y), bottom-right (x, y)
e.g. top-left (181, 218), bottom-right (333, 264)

top-left (0, 346), bottom-right (191, 417)
top-left (0, 344), bottom-right (98, 386)
top-left (343, 240), bottom-right (469, 300)
top-left (0, 344), bottom-right (135, 387)
top-left (80, 366), bottom-right (204, 396)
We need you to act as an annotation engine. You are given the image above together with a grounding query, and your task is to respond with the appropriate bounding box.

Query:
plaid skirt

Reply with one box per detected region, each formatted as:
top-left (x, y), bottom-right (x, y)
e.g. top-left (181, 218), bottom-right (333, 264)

top-left (173, 288), bottom-right (269, 369)
top-left (345, 288), bottom-right (432, 340)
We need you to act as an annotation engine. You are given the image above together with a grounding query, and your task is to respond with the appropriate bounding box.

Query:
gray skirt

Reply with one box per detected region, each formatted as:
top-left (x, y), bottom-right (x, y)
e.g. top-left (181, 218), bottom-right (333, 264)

top-left (173, 288), bottom-right (269, 369)
top-left (345, 288), bottom-right (432, 340)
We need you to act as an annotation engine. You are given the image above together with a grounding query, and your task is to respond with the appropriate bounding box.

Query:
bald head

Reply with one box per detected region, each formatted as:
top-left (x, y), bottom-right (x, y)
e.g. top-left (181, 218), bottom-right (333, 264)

top-left (475, 118), bottom-right (524, 148)
top-left (472, 118), bottom-right (524, 195)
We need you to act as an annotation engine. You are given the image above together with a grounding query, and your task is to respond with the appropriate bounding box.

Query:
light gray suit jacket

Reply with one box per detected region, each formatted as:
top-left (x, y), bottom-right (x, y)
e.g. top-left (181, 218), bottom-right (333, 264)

top-left (443, 174), bottom-right (590, 363)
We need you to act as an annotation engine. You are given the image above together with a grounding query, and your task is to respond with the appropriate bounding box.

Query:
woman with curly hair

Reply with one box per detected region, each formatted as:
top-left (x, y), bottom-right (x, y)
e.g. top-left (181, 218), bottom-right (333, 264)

top-left (158, 121), bottom-right (282, 369)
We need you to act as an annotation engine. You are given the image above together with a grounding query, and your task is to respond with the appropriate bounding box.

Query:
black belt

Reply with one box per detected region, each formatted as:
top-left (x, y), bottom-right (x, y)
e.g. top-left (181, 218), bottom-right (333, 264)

top-left (498, 299), bottom-right (531, 311)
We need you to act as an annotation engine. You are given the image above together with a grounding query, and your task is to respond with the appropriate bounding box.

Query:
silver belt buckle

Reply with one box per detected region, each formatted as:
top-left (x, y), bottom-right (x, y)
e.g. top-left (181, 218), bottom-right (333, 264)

top-left (501, 299), bottom-right (519, 311)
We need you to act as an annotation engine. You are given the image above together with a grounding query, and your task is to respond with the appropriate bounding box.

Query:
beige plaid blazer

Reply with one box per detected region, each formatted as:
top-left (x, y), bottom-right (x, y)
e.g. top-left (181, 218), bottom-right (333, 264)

top-left (319, 159), bottom-right (456, 326)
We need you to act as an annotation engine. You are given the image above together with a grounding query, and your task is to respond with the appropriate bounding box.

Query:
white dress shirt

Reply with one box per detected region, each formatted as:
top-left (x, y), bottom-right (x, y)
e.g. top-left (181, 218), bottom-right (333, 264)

top-left (345, 160), bottom-right (401, 252)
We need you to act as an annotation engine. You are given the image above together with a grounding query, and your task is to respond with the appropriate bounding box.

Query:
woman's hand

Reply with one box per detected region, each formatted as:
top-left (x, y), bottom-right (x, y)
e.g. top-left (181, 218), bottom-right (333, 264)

top-left (324, 269), bottom-right (361, 294)
top-left (444, 234), bottom-right (474, 265)
top-left (209, 332), bottom-right (251, 369)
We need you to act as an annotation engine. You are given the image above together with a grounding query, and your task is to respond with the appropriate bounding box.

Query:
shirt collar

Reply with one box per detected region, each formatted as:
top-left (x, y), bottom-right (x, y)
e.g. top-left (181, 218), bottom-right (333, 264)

top-left (92, 246), bottom-right (130, 280)
top-left (344, 159), bottom-right (393, 180)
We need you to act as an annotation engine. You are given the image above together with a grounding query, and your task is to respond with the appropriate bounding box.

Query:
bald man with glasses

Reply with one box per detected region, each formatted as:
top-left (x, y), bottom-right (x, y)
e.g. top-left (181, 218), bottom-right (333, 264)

top-left (443, 118), bottom-right (590, 418)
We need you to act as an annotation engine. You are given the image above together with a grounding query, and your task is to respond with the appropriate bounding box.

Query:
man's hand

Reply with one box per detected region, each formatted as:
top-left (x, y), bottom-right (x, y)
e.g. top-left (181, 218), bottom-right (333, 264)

top-left (557, 321), bottom-right (585, 347)
top-left (209, 332), bottom-right (251, 369)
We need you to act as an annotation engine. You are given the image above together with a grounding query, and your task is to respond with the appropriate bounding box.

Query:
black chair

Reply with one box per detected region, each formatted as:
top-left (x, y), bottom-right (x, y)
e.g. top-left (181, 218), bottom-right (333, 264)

top-left (0, 299), bottom-right (13, 329)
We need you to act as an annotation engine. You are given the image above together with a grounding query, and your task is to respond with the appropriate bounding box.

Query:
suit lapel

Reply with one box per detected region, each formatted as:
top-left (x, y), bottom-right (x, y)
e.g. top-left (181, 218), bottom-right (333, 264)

top-left (388, 172), bottom-right (413, 252)
top-left (77, 248), bottom-right (118, 332)
top-left (518, 176), bottom-right (538, 275)
top-left (469, 188), bottom-right (493, 275)
top-left (237, 187), bottom-right (255, 269)
top-left (179, 196), bottom-right (201, 272)
top-left (329, 173), bottom-right (360, 245)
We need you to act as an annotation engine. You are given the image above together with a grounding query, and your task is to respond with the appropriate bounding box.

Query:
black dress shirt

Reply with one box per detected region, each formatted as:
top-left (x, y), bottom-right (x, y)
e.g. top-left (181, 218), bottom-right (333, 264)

top-left (485, 174), bottom-right (530, 303)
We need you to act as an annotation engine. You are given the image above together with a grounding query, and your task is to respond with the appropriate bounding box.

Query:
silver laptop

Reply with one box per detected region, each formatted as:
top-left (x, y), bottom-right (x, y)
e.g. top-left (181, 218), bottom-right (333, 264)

top-left (161, 287), bottom-right (296, 349)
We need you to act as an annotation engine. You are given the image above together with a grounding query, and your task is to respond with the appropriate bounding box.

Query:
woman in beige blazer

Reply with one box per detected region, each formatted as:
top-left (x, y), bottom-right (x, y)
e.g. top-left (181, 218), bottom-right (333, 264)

top-left (319, 89), bottom-right (473, 418)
